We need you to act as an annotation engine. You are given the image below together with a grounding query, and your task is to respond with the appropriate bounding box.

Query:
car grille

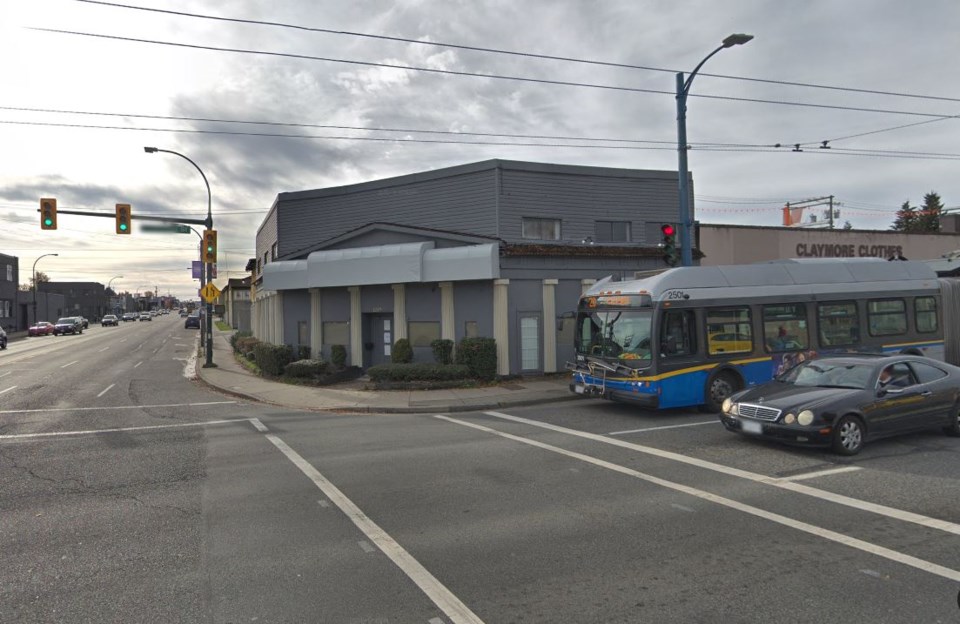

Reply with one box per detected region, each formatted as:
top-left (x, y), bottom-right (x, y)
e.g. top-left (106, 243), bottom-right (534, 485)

top-left (738, 403), bottom-right (781, 421)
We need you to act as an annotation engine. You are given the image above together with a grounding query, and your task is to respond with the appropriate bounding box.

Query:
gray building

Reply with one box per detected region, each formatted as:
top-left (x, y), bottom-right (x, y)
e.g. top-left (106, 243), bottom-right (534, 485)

top-left (0, 253), bottom-right (18, 333)
top-left (221, 277), bottom-right (252, 332)
top-left (43, 282), bottom-right (110, 322)
top-left (254, 159), bottom-right (689, 375)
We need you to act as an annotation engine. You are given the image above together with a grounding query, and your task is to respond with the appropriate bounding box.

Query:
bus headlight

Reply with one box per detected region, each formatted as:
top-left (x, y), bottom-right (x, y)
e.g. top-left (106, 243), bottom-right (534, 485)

top-left (722, 398), bottom-right (738, 415)
top-left (797, 410), bottom-right (815, 426)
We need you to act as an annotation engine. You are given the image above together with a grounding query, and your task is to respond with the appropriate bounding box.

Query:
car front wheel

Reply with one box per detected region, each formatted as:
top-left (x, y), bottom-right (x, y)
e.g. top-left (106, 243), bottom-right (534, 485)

top-left (831, 415), bottom-right (865, 455)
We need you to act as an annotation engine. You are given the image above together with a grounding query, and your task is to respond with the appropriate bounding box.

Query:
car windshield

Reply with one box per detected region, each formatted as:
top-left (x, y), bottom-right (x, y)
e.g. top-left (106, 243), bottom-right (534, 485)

top-left (56, 318), bottom-right (74, 324)
top-left (575, 309), bottom-right (653, 367)
top-left (779, 360), bottom-right (873, 389)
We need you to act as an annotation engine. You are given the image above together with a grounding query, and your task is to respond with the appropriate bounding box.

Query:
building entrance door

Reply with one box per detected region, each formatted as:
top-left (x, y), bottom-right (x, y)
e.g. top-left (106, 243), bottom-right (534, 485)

top-left (364, 314), bottom-right (394, 367)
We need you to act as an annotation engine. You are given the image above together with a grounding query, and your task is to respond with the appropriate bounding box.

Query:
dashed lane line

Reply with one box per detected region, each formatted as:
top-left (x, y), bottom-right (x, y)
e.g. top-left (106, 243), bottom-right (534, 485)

top-left (0, 415), bottom-right (249, 440)
top-left (0, 400), bottom-right (237, 415)
top-left (780, 466), bottom-right (863, 481)
top-left (0, 386), bottom-right (17, 395)
top-left (609, 420), bottom-right (717, 435)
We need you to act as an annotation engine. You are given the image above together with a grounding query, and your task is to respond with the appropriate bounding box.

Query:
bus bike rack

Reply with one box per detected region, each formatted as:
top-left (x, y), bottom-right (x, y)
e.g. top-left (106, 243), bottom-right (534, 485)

top-left (567, 357), bottom-right (634, 396)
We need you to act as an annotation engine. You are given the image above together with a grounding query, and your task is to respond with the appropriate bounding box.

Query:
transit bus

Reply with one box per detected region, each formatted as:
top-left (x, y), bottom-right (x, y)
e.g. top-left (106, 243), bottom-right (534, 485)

top-left (568, 259), bottom-right (958, 411)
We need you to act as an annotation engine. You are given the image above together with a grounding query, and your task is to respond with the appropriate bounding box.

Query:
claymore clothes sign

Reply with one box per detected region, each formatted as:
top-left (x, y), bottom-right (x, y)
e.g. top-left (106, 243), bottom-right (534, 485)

top-left (794, 243), bottom-right (904, 258)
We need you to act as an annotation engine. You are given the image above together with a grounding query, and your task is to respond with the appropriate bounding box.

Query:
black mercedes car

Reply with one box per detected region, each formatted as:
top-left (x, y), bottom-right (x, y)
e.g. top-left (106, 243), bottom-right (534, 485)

top-left (720, 355), bottom-right (960, 455)
top-left (53, 317), bottom-right (84, 336)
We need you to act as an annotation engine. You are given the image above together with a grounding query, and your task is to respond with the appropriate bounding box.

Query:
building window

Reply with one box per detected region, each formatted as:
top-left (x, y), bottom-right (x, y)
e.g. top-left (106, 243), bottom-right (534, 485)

top-left (271, 243), bottom-right (277, 261)
top-left (297, 321), bottom-right (309, 346)
top-left (408, 321), bottom-right (441, 347)
top-left (521, 217), bottom-right (561, 241)
top-left (0, 299), bottom-right (11, 318)
top-left (519, 314), bottom-right (541, 370)
top-left (594, 221), bottom-right (631, 243)
top-left (322, 321), bottom-right (349, 345)
top-left (464, 321), bottom-right (479, 338)
top-left (5, 265), bottom-right (11, 282)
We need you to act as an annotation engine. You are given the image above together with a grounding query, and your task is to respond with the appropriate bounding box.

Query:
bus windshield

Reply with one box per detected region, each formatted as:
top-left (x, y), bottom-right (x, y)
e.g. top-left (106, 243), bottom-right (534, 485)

top-left (576, 309), bottom-right (653, 366)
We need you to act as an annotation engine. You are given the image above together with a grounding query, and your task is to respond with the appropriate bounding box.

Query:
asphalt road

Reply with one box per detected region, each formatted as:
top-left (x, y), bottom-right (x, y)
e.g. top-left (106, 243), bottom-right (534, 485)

top-left (2, 321), bottom-right (958, 623)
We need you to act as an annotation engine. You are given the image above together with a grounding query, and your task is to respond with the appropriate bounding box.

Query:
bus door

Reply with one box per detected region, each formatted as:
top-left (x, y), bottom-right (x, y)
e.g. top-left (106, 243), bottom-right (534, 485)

top-left (656, 308), bottom-right (701, 407)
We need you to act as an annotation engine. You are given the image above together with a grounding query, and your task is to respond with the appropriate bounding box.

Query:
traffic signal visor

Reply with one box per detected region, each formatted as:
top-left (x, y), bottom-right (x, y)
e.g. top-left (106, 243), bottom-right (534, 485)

top-left (40, 198), bottom-right (57, 230)
top-left (115, 204), bottom-right (131, 234)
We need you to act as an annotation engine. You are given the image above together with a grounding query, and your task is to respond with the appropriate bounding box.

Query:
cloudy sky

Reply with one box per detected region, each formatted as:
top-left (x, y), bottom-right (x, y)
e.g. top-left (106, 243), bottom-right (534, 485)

top-left (3, 0), bottom-right (959, 300)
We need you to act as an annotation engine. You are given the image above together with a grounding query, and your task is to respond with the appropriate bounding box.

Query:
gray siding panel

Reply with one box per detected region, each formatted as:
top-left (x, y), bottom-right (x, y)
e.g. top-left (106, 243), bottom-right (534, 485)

top-left (499, 169), bottom-right (680, 245)
top-left (279, 170), bottom-right (499, 256)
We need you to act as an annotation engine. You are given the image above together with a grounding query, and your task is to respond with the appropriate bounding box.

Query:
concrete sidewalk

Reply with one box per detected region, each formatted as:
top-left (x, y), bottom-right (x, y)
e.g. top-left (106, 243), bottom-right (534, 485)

top-left (195, 327), bottom-right (578, 413)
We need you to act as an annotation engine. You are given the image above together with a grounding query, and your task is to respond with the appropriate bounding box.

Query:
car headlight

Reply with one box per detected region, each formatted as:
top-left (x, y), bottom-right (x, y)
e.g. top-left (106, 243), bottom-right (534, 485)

top-left (797, 410), bottom-right (815, 426)
top-left (783, 413), bottom-right (796, 425)
top-left (722, 398), bottom-right (739, 415)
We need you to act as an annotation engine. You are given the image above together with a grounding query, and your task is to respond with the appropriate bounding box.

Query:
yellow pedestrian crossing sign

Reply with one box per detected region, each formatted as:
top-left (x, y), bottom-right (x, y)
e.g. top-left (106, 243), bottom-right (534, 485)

top-left (201, 282), bottom-right (221, 303)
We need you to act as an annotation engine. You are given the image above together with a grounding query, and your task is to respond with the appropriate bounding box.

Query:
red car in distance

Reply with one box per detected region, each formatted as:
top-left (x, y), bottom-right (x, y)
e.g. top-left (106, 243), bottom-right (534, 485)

top-left (29, 321), bottom-right (55, 336)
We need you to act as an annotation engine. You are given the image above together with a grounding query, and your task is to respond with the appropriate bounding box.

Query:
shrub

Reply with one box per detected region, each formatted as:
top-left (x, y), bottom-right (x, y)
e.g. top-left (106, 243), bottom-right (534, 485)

top-left (456, 337), bottom-right (497, 381)
top-left (253, 343), bottom-right (294, 377)
top-left (236, 336), bottom-right (260, 356)
top-left (430, 338), bottom-right (454, 365)
top-left (284, 359), bottom-right (327, 378)
top-left (331, 344), bottom-right (347, 368)
top-left (391, 338), bottom-right (413, 363)
top-left (297, 345), bottom-right (311, 360)
top-left (367, 363), bottom-right (471, 382)
top-left (230, 330), bottom-right (253, 352)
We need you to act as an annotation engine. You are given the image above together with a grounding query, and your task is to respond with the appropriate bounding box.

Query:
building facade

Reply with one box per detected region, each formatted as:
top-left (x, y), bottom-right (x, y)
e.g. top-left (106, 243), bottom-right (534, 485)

top-left (0, 253), bottom-right (18, 334)
top-left (43, 282), bottom-right (109, 322)
top-left (221, 277), bottom-right (252, 332)
top-left (254, 160), bottom-right (687, 374)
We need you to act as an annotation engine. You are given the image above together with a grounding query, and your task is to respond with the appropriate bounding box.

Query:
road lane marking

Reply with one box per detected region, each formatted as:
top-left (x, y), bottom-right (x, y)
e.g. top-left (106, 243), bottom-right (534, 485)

top-left (358, 541), bottom-right (376, 553)
top-left (0, 371), bottom-right (12, 379)
top-left (609, 420), bottom-right (717, 435)
top-left (0, 416), bottom-right (250, 440)
top-left (249, 418), bottom-right (269, 432)
top-left (483, 410), bottom-right (960, 537)
top-left (0, 386), bottom-right (17, 395)
top-left (0, 400), bottom-right (237, 415)
top-left (60, 360), bottom-right (79, 368)
top-left (120, 338), bottom-right (127, 343)
top-left (98, 346), bottom-right (110, 352)
top-left (134, 361), bottom-right (143, 368)
top-left (780, 466), bottom-right (863, 482)
top-left (438, 415), bottom-right (960, 583)
top-left (260, 432), bottom-right (485, 624)
top-left (96, 384), bottom-right (115, 398)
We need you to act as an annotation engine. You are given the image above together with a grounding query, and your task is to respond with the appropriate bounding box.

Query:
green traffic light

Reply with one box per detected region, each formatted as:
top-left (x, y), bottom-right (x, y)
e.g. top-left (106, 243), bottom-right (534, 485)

top-left (120, 223), bottom-right (128, 231)
top-left (44, 218), bottom-right (53, 226)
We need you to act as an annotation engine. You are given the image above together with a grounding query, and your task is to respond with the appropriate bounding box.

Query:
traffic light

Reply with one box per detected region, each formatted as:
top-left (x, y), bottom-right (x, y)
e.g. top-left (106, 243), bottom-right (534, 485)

top-left (115, 204), bottom-right (131, 234)
top-left (40, 198), bottom-right (57, 230)
top-left (661, 223), bottom-right (679, 267)
top-left (202, 229), bottom-right (217, 263)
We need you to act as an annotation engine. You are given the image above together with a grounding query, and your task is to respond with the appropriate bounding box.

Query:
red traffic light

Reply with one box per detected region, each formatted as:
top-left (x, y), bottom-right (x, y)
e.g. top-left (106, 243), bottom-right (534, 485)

top-left (661, 224), bottom-right (676, 237)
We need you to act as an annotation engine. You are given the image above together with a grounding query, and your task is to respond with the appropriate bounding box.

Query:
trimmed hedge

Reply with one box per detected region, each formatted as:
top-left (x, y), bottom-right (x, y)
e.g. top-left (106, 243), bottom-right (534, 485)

top-left (230, 330), bottom-right (253, 352)
top-left (431, 339), bottom-right (454, 365)
top-left (391, 338), bottom-right (413, 363)
top-left (331, 344), bottom-right (347, 368)
top-left (455, 337), bottom-right (497, 381)
top-left (253, 343), bottom-right (294, 377)
top-left (297, 345), bottom-right (311, 360)
top-left (367, 363), bottom-right (471, 382)
top-left (235, 336), bottom-right (260, 356)
top-left (284, 359), bottom-right (327, 378)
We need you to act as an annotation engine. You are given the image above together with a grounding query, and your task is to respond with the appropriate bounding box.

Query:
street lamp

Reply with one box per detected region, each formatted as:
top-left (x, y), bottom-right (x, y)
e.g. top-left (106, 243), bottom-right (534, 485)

top-left (107, 275), bottom-right (123, 316)
top-left (32, 253), bottom-right (59, 326)
top-left (676, 33), bottom-right (753, 266)
top-left (144, 146), bottom-right (216, 368)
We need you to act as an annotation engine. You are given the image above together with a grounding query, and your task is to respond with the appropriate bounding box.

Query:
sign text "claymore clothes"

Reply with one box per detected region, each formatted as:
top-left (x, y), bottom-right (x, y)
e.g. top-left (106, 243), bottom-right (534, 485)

top-left (795, 243), bottom-right (904, 258)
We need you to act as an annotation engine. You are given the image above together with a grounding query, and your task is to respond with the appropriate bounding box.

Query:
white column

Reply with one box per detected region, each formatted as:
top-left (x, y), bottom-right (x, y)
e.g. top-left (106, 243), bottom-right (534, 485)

top-left (273, 292), bottom-right (284, 345)
top-left (542, 279), bottom-right (558, 373)
top-left (392, 284), bottom-right (407, 340)
top-left (581, 278), bottom-right (596, 294)
top-left (349, 286), bottom-right (362, 366)
top-left (440, 281), bottom-right (455, 342)
top-left (493, 279), bottom-right (510, 376)
top-left (310, 288), bottom-right (322, 360)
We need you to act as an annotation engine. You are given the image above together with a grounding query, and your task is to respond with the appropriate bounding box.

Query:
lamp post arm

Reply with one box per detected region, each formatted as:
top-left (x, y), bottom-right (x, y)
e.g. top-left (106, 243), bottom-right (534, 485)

top-left (681, 44), bottom-right (724, 96)
top-left (149, 148), bottom-right (212, 228)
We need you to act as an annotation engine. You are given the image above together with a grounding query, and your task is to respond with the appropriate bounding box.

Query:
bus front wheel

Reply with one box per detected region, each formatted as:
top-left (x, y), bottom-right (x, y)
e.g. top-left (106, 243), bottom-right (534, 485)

top-left (703, 372), bottom-right (740, 413)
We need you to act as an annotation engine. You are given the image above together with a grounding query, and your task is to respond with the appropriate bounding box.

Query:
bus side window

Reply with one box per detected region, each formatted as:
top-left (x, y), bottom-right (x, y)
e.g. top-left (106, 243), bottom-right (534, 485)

top-left (660, 310), bottom-right (696, 356)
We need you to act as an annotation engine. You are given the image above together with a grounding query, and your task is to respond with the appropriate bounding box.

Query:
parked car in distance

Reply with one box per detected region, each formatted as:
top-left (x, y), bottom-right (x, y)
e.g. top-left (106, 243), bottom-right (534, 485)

top-left (139, 312), bottom-right (152, 321)
top-left (122, 312), bottom-right (138, 322)
top-left (720, 354), bottom-right (960, 455)
top-left (101, 314), bottom-right (119, 326)
top-left (29, 321), bottom-right (56, 336)
top-left (0, 325), bottom-right (6, 349)
top-left (184, 313), bottom-right (201, 329)
top-left (79, 316), bottom-right (89, 329)
top-left (53, 317), bottom-right (84, 335)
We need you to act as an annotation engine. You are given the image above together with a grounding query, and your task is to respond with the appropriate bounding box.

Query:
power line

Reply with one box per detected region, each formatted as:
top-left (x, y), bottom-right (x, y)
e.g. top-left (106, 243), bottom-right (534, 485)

top-left (5, 118), bottom-right (960, 160)
top-left (28, 28), bottom-right (960, 120)
top-left (72, 0), bottom-right (960, 104)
